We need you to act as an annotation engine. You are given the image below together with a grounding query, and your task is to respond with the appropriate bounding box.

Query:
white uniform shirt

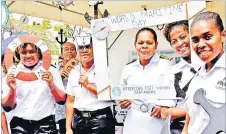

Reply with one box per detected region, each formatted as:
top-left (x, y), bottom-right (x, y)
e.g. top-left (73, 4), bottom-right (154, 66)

top-left (170, 59), bottom-right (200, 89)
top-left (66, 64), bottom-right (112, 111)
top-left (1, 76), bottom-right (13, 134)
top-left (168, 58), bottom-right (201, 107)
top-left (185, 53), bottom-right (225, 134)
top-left (2, 61), bottom-right (65, 121)
top-left (120, 53), bottom-right (176, 134)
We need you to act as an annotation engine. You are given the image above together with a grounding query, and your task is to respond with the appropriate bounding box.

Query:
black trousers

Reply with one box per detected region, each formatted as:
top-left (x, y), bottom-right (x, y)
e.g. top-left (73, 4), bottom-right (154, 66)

top-left (10, 115), bottom-right (58, 134)
top-left (170, 117), bottom-right (185, 134)
top-left (58, 118), bottom-right (66, 134)
top-left (73, 107), bottom-right (115, 134)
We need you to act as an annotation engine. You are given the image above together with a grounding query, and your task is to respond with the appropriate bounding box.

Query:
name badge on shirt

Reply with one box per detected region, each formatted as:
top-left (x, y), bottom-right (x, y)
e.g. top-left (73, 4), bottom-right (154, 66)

top-left (215, 77), bottom-right (226, 91)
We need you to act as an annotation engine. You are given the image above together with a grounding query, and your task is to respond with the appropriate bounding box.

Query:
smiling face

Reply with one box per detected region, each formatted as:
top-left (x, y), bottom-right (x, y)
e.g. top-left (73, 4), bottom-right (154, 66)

top-left (62, 43), bottom-right (76, 62)
top-left (170, 25), bottom-right (191, 57)
top-left (78, 44), bottom-right (94, 63)
top-left (20, 44), bottom-right (40, 67)
top-left (191, 19), bottom-right (225, 63)
top-left (135, 30), bottom-right (158, 60)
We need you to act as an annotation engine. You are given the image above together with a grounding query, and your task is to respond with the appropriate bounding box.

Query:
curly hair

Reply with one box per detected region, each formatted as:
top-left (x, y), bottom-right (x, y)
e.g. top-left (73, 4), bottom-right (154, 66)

top-left (19, 43), bottom-right (43, 60)
top-left (191, 11), bottom-right (224, 32)
top-left (163, 20), bottom-right (189, 43)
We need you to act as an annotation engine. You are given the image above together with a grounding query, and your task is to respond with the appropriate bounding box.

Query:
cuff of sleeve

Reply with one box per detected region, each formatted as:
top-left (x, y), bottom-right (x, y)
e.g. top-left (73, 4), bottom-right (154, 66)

top-left (155, 100), bottom-right (177, 107)
top-left (65, 90), bottom-right (74, 96)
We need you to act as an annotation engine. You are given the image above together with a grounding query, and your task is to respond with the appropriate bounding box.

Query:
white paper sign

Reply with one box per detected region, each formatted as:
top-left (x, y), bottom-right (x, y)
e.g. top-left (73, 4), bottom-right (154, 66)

top-left (8, 38), bottom-right (22, 52)
top-left (106, 3), bottom-right (186, 31)
top-left (8, 65), bottom-right (17, 75)
top-left (34, 66), bottom-right (46, 80)
top-left (36, 40), bottom-right (48, 52)
top-left (111, 84), bottom-right (179, 101)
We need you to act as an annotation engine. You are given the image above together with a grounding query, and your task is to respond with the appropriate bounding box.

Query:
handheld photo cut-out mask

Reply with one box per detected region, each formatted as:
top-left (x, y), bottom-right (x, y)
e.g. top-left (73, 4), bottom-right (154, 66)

top-left (4, 35), bottom-right (51, 81)
top-left (74, 31), bottom-right (92, 66)
top-left (194, 88), bottom-right (225, 134)
top-left (75, 31), bottom-right (92, 47)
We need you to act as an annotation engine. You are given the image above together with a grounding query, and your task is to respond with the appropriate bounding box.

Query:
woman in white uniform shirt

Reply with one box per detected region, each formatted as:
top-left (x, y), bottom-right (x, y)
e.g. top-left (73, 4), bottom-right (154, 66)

top-left (161, 20), bottom-right (200, 133)
top-left (182, 11), bottom-right (225, 134)
top-left (1, 43), bottom-right (66, 134)
top-left (119, 27), bottom-right (175, 134)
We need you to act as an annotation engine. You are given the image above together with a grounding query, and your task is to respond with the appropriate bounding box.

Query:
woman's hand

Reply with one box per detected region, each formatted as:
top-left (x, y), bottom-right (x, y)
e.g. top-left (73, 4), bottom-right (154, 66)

top-left (150, 106), bottom-right (161, 117)
top-left (41, 71), bottom-right (54, 89)
top-left (6, 74), bottom-right (16, 90)
top-left (119, 99), bottom-right (132, 109)
top-left (160, 107), bottom-right (170, 120)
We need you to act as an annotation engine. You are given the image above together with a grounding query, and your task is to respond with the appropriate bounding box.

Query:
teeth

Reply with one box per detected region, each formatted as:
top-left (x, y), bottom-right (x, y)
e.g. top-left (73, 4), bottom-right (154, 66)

top-left (179, 46), bottom-right (187, 51)
top-left (199, 51), bottom-right (209, 55)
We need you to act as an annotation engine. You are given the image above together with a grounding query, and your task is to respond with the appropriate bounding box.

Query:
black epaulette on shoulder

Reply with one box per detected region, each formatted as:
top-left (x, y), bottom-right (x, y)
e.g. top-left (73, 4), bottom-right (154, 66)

top-left (160, 55), bottom-right (173, 61)
top-left (50, 64), bottom-right (56, 68)
top-left (126, 59), bottom-right (137, 65)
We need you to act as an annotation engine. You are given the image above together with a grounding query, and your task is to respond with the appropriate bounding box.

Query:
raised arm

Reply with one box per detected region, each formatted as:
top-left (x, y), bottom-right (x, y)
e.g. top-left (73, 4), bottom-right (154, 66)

top-left (41, 71), bottom-right (66, 104)
top-left (79, 74), bottom-right (97, 95)
top-left (1, 74), bottom-right (17, 111)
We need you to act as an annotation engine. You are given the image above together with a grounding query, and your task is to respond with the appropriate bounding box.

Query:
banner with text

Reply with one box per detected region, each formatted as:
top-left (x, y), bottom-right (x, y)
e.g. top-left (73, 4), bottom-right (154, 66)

top-left (111, 84), bottom-right (179, 101)
top-left (107, 3), bottom-right (187, 31)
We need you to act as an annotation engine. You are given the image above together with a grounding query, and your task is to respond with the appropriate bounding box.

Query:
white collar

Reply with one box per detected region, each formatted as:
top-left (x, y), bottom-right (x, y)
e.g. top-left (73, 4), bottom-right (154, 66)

top-left (214, 52), bottom-right (225, 68)
top-left (17, 61), bottom-right (42, 71)
top-left (134, 53), bottom-right (159, 67)
top-left (80, 63), bottom-right (95, 73)
top-left (199, 52), bottom-right (225, 76)
top-left (177, 58), bottom-right (192, 69)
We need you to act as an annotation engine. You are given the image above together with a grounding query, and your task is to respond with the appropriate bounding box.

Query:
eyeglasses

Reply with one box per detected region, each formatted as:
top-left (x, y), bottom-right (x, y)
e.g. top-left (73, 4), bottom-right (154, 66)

top-left (78, 45), bottom-right (91, 50)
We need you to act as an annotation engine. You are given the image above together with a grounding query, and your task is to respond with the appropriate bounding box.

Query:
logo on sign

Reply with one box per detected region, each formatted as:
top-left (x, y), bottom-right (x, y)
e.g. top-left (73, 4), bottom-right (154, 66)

top-left (112, 87), bottom-right (121, 97)
top-left (215, 77), bottom-right (226, 90)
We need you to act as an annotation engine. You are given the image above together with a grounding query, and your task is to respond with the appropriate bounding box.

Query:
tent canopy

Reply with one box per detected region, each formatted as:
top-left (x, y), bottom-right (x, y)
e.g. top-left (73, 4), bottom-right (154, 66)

top-left (6, 1), bottom-right (186, 28)
top-left (6, 1), bottom-right (225, 28)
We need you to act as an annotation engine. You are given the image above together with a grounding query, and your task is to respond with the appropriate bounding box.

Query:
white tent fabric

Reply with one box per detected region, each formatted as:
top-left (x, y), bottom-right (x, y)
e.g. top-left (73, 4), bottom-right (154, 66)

top-left (6, 1), bottom-right (188, 28)
top-left (6, 1), bottom-right (225, 28)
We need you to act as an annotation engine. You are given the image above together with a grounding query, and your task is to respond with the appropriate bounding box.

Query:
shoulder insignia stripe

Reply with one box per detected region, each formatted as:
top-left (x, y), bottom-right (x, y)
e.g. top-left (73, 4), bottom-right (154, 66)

top-left (160, 55), bottom-right (173, 61)
top-left (126, 59), bottom-right (137, 65)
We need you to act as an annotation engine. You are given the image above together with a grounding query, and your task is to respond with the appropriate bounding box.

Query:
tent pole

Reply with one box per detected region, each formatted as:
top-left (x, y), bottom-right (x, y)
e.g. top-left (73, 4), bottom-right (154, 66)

top-left (7, 1), bottom-right (15, 8)
top-left (108, 30), bottom-right (124, 51)
top-left (98, 9), bottom-right (103, 18)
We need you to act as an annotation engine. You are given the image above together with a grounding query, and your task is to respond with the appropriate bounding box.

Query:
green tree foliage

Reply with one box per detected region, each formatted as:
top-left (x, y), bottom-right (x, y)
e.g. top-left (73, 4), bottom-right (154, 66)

top-left (42, 19), bottom-right (51, 29)
top-left (7, 17), bottom-right (60, 56)
top-left (53, 24), bottom-right (70, 38)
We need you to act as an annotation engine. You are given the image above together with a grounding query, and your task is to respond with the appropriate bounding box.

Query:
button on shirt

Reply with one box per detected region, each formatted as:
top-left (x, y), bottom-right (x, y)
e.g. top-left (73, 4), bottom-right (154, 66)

top-left (120, 53), bottom-right (176, 134)
top-left (185, 53), bottom-right (225, 134)
top-left (66, 64), bottom-right (111, 111)
top-left (2, 61), bottom-right (65, 121)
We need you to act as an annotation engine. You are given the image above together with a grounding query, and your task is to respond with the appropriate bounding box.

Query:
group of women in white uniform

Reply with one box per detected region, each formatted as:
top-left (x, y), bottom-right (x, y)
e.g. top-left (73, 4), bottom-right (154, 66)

top-left (1, 10), bottom-right (225, 134)
top-left (119, 11), bottom-right (225, 134)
